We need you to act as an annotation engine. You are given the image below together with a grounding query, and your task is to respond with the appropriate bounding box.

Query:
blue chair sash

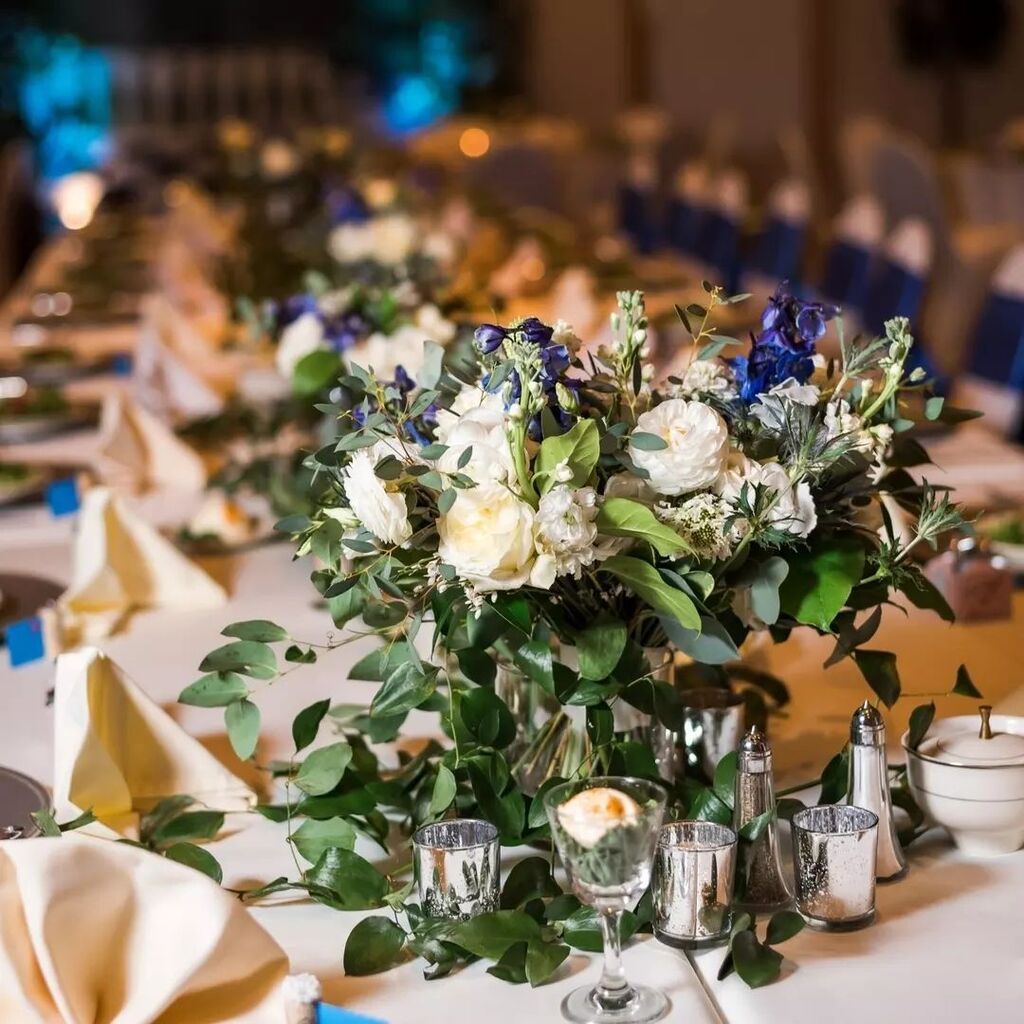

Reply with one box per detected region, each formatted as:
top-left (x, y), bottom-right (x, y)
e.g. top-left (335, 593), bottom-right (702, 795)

top-left (820, 239), bottom-right (872, 311)
top-left (665, 196), bottom-right (704, 257)
top-left (750, 216), bottom-right (805, 283)
top-left (695, 210), bottom-right (741, 292)
top-left (617, 184), bottom-right (659, 255)
top-left (966, 292), bottom-right (1024, 390)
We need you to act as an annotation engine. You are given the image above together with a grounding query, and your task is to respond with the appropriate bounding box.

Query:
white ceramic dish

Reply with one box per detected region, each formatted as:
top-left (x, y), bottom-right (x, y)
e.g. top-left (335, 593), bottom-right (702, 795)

top-left (902, 713), bottom-right (1024, 857)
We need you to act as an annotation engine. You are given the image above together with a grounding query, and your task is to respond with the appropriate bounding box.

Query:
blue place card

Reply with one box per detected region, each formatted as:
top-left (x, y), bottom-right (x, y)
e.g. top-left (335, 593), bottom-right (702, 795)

top-left (317, 1004), bottom-right (386, 1024)
top-left (5, 617), bottom-right (46, 668)
top-left (111, 353), bottom-right (133, 376)
top-left (45, 476), bottom-right (80, 518)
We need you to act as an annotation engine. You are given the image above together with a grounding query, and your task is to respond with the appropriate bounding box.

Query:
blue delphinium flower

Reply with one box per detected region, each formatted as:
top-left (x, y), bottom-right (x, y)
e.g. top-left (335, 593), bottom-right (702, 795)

top-left (274, 293), bottom-right (319, 328)
top-left (473, 323), bottom-right (507, 354)
top-left (325, 184), bottom-right (370, 226)
top-left (322, 310), bottom-right (368, 352)
top-left (733, 285), bottom-right (838, 402)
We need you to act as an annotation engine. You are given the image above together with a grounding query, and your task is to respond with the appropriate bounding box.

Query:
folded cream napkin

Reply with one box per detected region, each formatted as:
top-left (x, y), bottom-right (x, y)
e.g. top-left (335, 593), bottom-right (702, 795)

top-left (95, 393), bottom-right (207, 494)
top-left (0, 834), bottom-right (286, 1023)
top-left (53, 646), bottom-right (256, 834)
top-left (134, 296), bottom-right (226, 421)
top-left (57, 487), bottom-right (227, 643)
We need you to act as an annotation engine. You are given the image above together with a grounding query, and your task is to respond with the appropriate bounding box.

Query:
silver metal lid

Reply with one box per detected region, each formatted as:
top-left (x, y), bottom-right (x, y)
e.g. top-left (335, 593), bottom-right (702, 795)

top-left (737, 726), bottom-right (772, 773)
top-left (850, 700), bottom-right (886, 746)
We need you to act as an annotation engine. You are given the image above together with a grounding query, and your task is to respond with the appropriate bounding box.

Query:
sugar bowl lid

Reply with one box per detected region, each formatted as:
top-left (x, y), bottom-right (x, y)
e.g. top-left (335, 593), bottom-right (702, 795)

top-left (919, 707), bottom-right (1024, 767)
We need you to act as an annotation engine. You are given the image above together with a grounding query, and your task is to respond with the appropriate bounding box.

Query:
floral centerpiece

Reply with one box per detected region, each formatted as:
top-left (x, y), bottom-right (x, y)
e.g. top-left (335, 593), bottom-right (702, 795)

top-left (183, 283), bottom-right (971, 985)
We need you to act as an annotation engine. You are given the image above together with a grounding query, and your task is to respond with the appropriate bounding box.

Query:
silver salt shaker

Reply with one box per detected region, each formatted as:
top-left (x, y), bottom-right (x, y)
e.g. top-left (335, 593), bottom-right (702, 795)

top-left (733, 726), bottom-right (792, 910)
top-left (848, 701), bottom-right (907, 881)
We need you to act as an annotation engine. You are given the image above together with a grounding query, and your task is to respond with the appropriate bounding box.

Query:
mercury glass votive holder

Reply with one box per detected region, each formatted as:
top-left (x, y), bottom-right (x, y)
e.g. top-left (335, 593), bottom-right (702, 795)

top-left (412, 818), bottom-right (499, 920)
top-left (790, 805), bottom-right (879, 930)
top-left (651, 688), bottom-right (745, 783)
top-left (653, 821), bottom-right (737, 948)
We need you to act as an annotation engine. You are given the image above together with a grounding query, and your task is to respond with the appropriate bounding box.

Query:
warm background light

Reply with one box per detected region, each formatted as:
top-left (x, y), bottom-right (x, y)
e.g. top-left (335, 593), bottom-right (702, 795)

top-left (50, 171), bottom-right (104, 230)
top-left (459, 126), bottom-right (490, 158)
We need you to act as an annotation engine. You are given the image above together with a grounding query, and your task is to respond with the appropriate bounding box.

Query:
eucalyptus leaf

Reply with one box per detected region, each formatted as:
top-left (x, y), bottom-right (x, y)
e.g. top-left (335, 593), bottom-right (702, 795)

top-left (178, 672), bottom-right (249, 708)
top-left (293, 349), bottom-right (341, 396)
top-left (294, 742), bottom-right (353, 795)
top-left (152, 810), bottom-right (224, 845)
top-left (292, 699), bottom-right (331, 752)
top-left (290, 817), bottom-right (358, 863)
top-left (371, 663), bottom-right (437, 718)
top-left (164, 842), bottom-right (223, 884)
top-left (952, 664), bottom-right (982, 699)
top-left (429, 764), bottom-right (458, 815)
top-left (344, 916), bottom-right (408, 976)
top-left (907, 702), bottom-right (935, 750)
top-left (224, 699), bottom-right (261, 760)
top-left (200, 641), bottom-right (277, 680)
top-left (660, 613), bottom-right (738, 665)
top-left (629, 431), bottom-right (669, 451)
top-left (731, 929), bottom-right (784, 988)
top-left (221, 619), bottom-right (289, 643)
top-left (736, 557), bottom-right (789, 626)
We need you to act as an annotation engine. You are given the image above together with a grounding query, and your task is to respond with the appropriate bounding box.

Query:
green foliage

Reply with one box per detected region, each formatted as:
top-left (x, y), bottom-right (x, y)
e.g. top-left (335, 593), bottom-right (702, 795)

top-left (779, 537), bottom-right (865, 630)
top-left (289, 817), bottom-right (358, 863)
top-left (534, 418), bottom-right (600, 493)
top-left (601, 556), bottom-right (701, 630)
top-left (294, 742), bottom-right (353, 795)
top-left (343, 916), bottom-right (408, 976)
top-left (595, 498), bottom-right (690, 557)
top-left (225, 699), bottom-right (261, 759)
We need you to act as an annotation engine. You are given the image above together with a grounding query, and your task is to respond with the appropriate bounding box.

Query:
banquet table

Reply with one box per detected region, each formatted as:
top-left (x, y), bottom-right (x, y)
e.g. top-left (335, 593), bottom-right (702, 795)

top-left (4, 217), bottom-right (1024, 1021)
top-left (1, 513), bottom-right (1023, 1023)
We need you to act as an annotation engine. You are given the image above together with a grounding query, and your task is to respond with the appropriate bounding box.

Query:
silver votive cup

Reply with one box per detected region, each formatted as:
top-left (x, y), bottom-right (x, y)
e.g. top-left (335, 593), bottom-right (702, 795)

top-left (412, 818), bottom-right (500, 920)
top-left (653, 821), bottom-right (737, 948)
top-left (791, 805), bottom-right (879, 931)
top-left (652, 688), bottom-right (745, 782)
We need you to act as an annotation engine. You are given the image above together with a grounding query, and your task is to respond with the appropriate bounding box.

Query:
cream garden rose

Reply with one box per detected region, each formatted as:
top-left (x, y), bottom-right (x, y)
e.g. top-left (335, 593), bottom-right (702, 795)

top-left (341, 442), bottom-right (412, 546)
top-left (628, 398), bottom-right (729, 495)
top-left (437, 481), bottom-right (545, 591)
top-left (717, 456), bottom-right (817, 538)
top-left (434, 385), bottom-right (514, 483)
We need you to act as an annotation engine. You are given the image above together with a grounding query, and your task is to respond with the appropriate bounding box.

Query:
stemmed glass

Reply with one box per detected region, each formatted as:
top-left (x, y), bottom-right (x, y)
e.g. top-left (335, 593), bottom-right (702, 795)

top-left (544, 776), bottom-right (669, 1024)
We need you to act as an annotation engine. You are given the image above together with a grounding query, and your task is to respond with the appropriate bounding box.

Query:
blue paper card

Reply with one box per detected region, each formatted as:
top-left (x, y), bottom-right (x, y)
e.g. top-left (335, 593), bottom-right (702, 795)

top-left (111, 353), bottom-right (133, 376)
top-left (6, 617), bottom-right (46, 668)
top-left (46, 477), bottom-right (80, 518)
top-left (317, 1004), bottom-right (386, 1024)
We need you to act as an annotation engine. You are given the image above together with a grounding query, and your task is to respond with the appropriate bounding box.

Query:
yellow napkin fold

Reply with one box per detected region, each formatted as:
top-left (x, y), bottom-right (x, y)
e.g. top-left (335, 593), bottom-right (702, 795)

top-left (0, 834), bottom-right (286, 1024)
top-left (57, 487), bottom-right (227, 643)
top-left (53, 647), bottom-right (256, 834)
top-left (95, 394), bottom-right (207, 494)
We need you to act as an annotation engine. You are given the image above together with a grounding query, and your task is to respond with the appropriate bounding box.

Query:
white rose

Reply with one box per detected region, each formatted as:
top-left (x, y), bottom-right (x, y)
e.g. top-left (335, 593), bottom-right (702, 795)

top-left (369, 214), bottom-right (418, 265)
top-left (276, 312), bottom-right (326, 379)
top-left (341, 442), bottom-right (412, 546)
top-left (434, 386), bottom-right (514, 483)
top-left (628, 398), bottom-right (729, 495)
top-left (718, 457), bottom-right (817, 538)
top-left (437, 481), bottom-right (543, 591)
top-left (415, 303), bottom-right (456, 344)
top-left (327, 222), bottom-right (371, 263)
top-left (352, 323), bottom-right (427, 381)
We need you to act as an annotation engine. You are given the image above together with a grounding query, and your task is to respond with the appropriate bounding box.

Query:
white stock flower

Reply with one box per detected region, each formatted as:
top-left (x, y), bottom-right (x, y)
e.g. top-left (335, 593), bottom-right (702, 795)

top-left (276, 312), bottom-right (326, 379)
top-left (670, 358), bottom-right (737, 400)
top-left (628, 398), bottom-right (729, 496)
top-left (437, 481), bottom-right (543, 591)
top-left (534, 486), bottom-right (603, 585)
top-left (551, 319), bottom-right (582, 355)
top-left (341, 442), bottom-right (412, 546)
top-left (717, 457), bottom-right (817, 538)
top-left (824, 398), bottom-right (873, 453)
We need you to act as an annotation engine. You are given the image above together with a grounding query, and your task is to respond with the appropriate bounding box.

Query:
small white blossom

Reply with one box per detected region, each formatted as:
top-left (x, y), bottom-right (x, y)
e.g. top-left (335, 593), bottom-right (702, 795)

top-left (670, 359), bottom-right (737, 400)
top-left (656, 492), bottom-right (735, 561)
top-left (341, 441), bottom-right (412, 546)
top-left (551, 319), bottom-right (582, 354)
top-left (553, 460), bottom-right (574, 484)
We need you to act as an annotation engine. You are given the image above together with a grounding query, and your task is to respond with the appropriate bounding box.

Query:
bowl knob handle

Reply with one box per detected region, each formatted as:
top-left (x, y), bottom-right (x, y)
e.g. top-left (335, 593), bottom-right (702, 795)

top-left (979, 705), bottom-right (993, 740)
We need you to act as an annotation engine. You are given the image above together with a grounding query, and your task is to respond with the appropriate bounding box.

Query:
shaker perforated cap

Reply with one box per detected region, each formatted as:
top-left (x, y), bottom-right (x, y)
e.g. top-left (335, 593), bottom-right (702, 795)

top-left (737, 725), bottom-right (772, 773)
top-left (850, 700), bottom-right (886, 746)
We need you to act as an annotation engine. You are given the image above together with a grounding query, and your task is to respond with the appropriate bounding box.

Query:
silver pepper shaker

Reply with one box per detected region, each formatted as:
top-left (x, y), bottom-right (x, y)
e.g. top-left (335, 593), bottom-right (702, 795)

top-left (733, 726), bottom-right (792, 910)
top-left (848, 701), bottom-right (908, 881)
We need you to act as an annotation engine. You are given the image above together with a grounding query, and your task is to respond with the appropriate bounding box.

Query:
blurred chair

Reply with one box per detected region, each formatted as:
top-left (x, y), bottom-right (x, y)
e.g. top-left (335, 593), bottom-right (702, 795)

top-left (692, 169), bottom-right (747, 292)
top-left (617, 152), bottom-right (661, 255)
top-left (743, 178), bottom-right (810, 297)
top-left (818, 194), bottom-right (885, 313)
top-left (862, 218), bottom-right (933, 331)
top-left (664, 159), bottom-right (710, 260)
top-left (956, 245), bottom-right (1024, 439)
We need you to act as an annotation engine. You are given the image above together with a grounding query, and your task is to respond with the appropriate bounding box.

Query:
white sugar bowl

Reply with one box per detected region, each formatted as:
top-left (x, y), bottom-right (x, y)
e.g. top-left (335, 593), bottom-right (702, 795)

top-left (902, 707), bottom-right (1024, 857)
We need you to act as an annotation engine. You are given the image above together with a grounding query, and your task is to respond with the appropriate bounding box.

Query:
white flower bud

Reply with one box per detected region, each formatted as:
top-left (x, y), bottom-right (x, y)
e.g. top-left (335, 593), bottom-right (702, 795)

top-left (634, 328), bottom-right (647, 344)
top-left (554, 460), bottom-right (573, 483)
top-left (508, 403), bottom-right (523, 420)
